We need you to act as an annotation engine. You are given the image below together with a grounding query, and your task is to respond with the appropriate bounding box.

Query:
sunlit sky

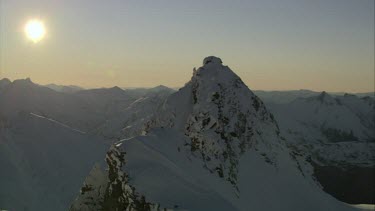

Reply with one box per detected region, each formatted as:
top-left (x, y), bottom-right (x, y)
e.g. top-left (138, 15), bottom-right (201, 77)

top-left (0, 0), bottom-right (374, 92)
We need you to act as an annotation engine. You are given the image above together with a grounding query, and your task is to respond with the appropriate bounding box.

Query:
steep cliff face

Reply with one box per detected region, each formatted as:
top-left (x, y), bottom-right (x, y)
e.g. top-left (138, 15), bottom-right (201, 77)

top-left (69, 164), bottom-right (108, 211)
top-left (142, 57), bottom-right (285, 189)
top-left (70, 147), bottom-right (167, 211)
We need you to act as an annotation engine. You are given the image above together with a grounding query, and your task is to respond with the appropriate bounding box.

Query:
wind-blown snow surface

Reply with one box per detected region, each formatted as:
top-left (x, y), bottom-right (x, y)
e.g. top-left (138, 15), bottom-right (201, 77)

top-left (0, 112), bottom-right (109, 211)
top-left (71, 57), bottom-right (360, 211)
top-left (114, 129), bottom-right (356, 211)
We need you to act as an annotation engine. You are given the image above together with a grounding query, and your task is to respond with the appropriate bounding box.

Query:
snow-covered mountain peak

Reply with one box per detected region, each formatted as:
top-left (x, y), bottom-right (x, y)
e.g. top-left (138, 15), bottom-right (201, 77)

top-left (70, 57), bottom-right (363, 211)
top-left (194, 57), bottom-right (236, 80)
top-left (151, 85), bottom-right (172, 92)
top-left (300, 91), bottom-right (336, 105)
top-left (193, 56), bottom-right (239, 86)
top-left (144, 56), bottom-right (281, 188)
top-left (203, 56), bottom-right (223, 65)
top-left (109, 86), bottom-right (124, 93)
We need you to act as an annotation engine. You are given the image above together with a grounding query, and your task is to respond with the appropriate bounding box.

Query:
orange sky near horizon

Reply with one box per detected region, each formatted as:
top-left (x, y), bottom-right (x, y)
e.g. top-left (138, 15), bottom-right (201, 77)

top-left (0, 0), bottom-right (374, 92)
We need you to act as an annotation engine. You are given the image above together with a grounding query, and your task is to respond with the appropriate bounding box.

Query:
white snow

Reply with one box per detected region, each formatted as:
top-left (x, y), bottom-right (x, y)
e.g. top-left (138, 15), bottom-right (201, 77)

top-left (30, 112), bottom-right (86, 134)
top-left (267, 92), bottom-right (375, 167)
top-left (0, 113), bottom-right (109, 211)
top-left (115, 128), bottom-right (358, 211)
top-left (349, 204), bottom-right (375, 211)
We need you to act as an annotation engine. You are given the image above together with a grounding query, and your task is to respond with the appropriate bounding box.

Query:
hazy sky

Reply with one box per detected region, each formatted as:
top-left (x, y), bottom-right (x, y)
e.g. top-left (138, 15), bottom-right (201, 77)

top-left (0, 0), bottom-right (374, 92)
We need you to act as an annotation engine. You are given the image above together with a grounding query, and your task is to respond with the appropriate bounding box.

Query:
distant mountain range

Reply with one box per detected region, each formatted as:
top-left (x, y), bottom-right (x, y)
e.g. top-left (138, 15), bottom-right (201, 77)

top-left (0, 78), bottom-right (174, 210)
top-left (253, 90), bottom-right (374, 104)
top-left (0, 60), bottom-right (373, 211)
top-left (3, 78), bottom-right (372, 103)
top-left (44, 84), bottom-right (84, 94)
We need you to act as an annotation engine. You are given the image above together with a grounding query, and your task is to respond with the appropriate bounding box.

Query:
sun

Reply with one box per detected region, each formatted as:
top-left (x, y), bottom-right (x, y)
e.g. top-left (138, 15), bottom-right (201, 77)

top-left (25, 19), bottom-right (46, 43)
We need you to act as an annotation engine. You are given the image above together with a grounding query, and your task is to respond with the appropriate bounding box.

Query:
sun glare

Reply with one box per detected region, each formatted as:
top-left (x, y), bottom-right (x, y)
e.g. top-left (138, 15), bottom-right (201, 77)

top-left (25, 19), bottom-right (46, 43)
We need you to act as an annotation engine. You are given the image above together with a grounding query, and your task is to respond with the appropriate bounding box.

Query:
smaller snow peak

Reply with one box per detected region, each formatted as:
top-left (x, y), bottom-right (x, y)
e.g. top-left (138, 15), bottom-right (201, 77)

top-left (109, 86), bottom-right (125, 93)
top-left (152, 85), bottom-right (170, 91)
top-left (111, 86), bottom-right (122, 91)
top-left (203, 56), bottom-right (222, 66)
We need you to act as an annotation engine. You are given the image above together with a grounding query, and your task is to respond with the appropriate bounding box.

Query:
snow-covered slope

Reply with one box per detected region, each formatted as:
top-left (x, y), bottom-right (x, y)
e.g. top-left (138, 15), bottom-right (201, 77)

top-left (254, 89), bottom-right (374, 105)
top-left (0, 79), bottom-right (175, 211)
top-left (267, 92), bottom-right (375, 204)
top-left (123, 85), bottom-right (175, 96)
top-left (0, 111), bottom-right (109, 211)
top-left (86, 85), bottom-right (174, 139)
top-left (269, 92), bottom-right (375, 167)
top-left (0, 79), bottom-right (152, 135)
top-left (73, 86), bottom-right (138, 110)
top-left (254, 89), bottom-right (319, 104)
top-left (71, 56), bottom-right (359, 211)
top-left (0, 78), bottom-right (102, 132)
